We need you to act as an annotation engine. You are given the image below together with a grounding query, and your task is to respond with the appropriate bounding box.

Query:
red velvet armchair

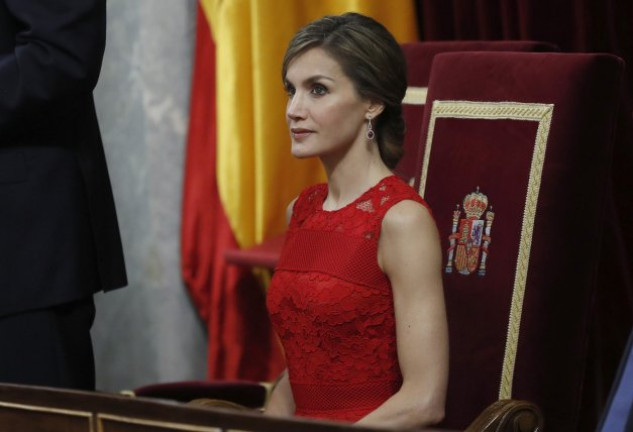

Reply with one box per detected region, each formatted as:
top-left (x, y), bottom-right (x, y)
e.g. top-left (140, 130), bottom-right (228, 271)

top-left (414, 51), bottom-right (630, 431)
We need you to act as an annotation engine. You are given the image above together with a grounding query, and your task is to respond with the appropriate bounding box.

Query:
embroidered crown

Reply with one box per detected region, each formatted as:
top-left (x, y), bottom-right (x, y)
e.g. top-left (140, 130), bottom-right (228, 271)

top-left (463, 187), bottom-right (488, 219)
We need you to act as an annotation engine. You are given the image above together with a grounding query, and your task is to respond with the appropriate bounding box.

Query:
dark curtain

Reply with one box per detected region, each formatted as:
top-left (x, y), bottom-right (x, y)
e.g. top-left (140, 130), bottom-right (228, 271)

top-left (414, 1), bottom-right (633, 431)
top-left (416, 0), bottom-right (632, 75)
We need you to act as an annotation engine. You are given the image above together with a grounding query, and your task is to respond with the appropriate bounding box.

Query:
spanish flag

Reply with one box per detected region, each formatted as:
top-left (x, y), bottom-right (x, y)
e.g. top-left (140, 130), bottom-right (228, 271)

top-left (182, 1), bottom-right (418, 380)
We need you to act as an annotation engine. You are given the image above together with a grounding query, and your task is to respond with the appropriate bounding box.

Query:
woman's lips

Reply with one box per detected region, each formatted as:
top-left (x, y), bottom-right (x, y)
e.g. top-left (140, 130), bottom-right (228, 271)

top-left (291, 128), bottom-right (313, 140)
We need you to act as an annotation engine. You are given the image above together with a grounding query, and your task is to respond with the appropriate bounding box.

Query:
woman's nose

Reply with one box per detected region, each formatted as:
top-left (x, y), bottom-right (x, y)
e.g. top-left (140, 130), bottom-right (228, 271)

top-left (286, 93), bottom-right (306, 120)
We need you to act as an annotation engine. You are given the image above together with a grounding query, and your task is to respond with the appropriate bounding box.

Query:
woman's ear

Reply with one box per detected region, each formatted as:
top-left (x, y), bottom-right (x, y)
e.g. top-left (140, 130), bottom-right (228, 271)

top-left (367, 101), bottom-right (385, 119)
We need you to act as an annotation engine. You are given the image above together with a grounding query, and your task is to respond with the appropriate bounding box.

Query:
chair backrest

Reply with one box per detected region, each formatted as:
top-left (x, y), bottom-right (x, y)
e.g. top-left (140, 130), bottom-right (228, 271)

top-left (397, 41), bottom-right (557, 183)
top-left (413, 51), bottom-right (627, 431)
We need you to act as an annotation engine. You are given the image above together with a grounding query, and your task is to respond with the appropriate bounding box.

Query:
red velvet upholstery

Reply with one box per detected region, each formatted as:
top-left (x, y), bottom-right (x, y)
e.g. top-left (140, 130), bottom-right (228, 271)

top-left (397, 41), bottom-right (557, 182)
top-left (224, 41), bottom-right (558, 270)
top-left (132, 380), bottom-right (268, 408)
top-left (413, 51), bottom-right (629, 431)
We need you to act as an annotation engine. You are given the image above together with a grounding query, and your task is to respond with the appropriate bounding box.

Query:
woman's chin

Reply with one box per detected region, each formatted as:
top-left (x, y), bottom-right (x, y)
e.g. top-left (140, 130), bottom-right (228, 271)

top-left (291, 153), bottom-right (311, 160)
top-left (290, 147), bottom-right (315, 159)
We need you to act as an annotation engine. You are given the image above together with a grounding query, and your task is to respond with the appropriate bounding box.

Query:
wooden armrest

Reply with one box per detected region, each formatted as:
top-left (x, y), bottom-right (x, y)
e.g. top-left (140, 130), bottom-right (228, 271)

top-left (465, 399), bottom-right (543, 432)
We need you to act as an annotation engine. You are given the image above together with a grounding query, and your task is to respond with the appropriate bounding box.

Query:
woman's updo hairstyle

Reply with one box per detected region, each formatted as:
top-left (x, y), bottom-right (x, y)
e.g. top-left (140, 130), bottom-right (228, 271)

top-left (282, 13), bottom-right (407, 169)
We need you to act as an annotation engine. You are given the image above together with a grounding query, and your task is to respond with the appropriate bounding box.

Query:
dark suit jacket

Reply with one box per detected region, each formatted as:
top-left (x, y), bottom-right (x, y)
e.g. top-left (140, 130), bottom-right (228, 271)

top-left (0, 0), bottom-right (127, 317)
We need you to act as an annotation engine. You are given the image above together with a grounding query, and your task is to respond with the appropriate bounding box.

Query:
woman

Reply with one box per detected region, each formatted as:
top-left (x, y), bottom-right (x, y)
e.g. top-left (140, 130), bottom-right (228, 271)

top-left (265, 13), bottom-right (448, 429)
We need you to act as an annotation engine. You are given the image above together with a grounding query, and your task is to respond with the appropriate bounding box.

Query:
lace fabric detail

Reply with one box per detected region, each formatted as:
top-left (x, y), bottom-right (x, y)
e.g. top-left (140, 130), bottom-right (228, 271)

top-left (267, 175), bottom-right (428, 421)
top-left (268, 272), bottom-right (399, 385)
top-left (289, 176), bottom-right (430, 236)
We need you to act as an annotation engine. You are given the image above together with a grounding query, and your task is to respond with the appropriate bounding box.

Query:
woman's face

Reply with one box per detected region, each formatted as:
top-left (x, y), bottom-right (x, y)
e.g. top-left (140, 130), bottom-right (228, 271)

top-left (284, 47), bottom-right (371, 161)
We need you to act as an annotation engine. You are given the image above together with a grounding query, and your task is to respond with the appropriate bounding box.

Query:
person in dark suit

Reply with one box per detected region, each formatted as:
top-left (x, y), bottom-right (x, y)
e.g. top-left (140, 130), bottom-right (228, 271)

top-left (0, 0), bottom-right (127, 390)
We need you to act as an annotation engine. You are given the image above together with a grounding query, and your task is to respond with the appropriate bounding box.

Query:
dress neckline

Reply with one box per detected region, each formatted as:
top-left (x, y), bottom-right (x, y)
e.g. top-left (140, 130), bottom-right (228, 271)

top-left (319, 175), bottom-right (397, 213)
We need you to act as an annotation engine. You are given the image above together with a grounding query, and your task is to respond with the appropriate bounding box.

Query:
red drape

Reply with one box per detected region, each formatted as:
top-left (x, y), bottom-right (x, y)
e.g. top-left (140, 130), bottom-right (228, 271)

top-left (181, 4), bottom-right (284, 381)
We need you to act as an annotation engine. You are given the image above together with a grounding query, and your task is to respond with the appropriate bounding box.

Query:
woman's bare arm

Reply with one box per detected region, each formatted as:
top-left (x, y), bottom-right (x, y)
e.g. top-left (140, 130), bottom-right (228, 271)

top-left (356, 200), bottom-right (448, 429)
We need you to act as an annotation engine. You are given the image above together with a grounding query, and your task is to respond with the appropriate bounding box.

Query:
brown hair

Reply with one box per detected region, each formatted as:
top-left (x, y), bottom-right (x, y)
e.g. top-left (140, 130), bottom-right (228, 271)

top-left (282, 13), bottom-right (407, 169)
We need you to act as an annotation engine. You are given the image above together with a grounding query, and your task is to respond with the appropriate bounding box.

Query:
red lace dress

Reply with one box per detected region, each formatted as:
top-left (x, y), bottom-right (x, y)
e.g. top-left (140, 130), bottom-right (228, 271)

top-left (267, 175), bottom-right (430, 422)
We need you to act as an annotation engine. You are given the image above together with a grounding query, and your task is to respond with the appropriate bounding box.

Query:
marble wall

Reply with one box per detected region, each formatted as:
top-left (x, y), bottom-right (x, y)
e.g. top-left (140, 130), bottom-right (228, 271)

top-left (92, 0), bottom-right (207, 391)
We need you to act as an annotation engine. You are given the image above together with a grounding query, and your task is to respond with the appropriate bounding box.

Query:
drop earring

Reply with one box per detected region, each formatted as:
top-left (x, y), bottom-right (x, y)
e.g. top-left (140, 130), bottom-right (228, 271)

top-left (366, 115), bottom-right (375, 141)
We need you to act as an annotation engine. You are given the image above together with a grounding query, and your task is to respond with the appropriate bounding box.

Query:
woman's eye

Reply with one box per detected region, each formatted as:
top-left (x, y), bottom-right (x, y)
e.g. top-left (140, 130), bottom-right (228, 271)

top-left (311, 84), bottom-right (327, 96)
top-left (285, 85), bottom-right (295, 97)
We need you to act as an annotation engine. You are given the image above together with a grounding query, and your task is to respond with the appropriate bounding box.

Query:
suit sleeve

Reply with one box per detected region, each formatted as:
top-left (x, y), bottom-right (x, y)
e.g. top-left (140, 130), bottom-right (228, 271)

top-left (0, 0), bottom-right (106, 133)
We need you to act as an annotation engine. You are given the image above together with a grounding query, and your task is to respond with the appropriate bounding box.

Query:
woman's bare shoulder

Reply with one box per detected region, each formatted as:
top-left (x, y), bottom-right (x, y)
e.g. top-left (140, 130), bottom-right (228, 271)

top-left (382, 199), bottom-right (435, 234)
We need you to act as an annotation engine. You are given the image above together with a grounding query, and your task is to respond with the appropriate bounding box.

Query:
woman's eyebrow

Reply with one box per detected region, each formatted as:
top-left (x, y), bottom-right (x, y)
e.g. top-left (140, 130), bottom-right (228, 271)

top-left (285, 74), bottom-right (335, 86)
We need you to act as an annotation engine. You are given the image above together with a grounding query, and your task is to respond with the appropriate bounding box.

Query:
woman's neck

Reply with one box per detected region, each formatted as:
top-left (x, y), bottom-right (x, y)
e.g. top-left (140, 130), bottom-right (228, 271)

top-left (321, 146), bottom-right (392, 211)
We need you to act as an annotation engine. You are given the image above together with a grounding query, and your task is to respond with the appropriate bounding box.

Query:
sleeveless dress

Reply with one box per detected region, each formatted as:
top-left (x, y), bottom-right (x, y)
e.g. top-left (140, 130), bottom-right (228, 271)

top-left (266, 175), bottom-right (430, 422)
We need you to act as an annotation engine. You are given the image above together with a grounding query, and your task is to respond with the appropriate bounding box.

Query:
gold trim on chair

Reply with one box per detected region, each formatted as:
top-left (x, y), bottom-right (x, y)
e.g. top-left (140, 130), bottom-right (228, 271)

top-left (418, 100), bottom-right (554, 400)
top-left (403, 86), bottom-right (428, 105)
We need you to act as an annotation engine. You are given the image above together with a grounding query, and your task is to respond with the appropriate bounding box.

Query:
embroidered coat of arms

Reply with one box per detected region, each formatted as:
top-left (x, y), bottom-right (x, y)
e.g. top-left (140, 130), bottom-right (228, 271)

top-left (445, 187), bottom-right (495, 276)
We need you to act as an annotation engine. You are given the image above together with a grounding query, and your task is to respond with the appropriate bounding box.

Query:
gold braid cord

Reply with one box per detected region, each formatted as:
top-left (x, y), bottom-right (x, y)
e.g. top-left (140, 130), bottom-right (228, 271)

top-left (418, 100), bottom-right (554, 400)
